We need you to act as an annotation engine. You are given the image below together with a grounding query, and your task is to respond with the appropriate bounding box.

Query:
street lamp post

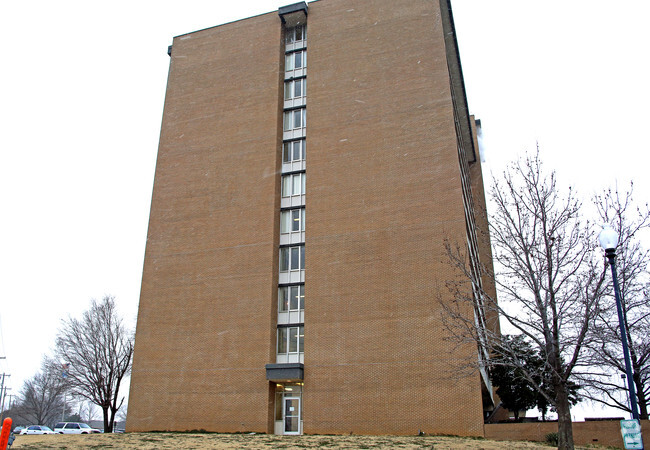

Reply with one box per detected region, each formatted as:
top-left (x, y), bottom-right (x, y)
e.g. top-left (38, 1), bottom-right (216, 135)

top-left (599, 225), bottom-right (640, 420)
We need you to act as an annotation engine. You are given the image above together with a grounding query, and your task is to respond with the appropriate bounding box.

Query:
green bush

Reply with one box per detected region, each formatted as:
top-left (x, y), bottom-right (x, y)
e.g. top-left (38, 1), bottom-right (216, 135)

top-left (545, 432), bottom-right (559, 446)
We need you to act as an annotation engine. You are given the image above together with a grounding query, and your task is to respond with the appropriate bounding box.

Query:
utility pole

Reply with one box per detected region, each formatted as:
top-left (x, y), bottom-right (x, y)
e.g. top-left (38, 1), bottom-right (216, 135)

top-left (0, 373), bottom-right (10, 421)
top-left (1, 387), bottom-right (11, 414)
top-left (6, 394), bottom-right (15, 409)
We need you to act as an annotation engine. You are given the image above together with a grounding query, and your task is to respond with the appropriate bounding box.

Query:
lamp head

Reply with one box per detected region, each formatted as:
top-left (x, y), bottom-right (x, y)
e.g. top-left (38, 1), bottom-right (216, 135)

top-left (599, 225), bottom-right (618, 251)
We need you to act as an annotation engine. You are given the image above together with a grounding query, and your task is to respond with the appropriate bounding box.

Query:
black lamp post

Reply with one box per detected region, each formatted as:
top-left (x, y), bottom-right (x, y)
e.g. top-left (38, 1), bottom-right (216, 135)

top-left (599, 225), bottom-right (640, 420)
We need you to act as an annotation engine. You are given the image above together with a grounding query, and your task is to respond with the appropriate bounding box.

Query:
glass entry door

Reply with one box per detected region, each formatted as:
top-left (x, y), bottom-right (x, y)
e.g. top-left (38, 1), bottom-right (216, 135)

top-left (283, 397), bottom-right (301, 434)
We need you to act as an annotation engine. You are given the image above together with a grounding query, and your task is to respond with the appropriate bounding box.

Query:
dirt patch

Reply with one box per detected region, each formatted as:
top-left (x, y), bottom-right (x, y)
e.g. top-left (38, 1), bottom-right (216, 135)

top-left (10, 432), bottom-right (606, 449)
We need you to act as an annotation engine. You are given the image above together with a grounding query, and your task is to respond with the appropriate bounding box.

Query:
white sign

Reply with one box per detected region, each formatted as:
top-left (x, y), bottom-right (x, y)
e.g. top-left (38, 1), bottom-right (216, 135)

top-left (620, 420), bottom-right (644, 450)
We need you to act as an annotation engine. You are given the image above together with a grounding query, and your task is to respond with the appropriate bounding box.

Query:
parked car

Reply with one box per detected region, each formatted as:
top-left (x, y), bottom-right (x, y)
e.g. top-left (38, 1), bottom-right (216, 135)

top-left (20, 425), bottom-right (56, 435)
top-left (12, 426), bottom-right (24, 434)
top-left (53, 422), bottom-right (102, 434)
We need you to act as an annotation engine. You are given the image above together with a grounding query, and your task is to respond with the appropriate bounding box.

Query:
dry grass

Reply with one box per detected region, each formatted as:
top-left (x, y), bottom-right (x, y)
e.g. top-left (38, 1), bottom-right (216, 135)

top-left (10, 432), bottom-right (609, 449)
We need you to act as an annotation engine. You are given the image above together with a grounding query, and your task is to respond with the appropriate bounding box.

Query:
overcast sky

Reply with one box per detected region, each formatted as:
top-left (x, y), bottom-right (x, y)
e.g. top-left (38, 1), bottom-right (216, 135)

top-left (1, 0), bottom-right (648, 420)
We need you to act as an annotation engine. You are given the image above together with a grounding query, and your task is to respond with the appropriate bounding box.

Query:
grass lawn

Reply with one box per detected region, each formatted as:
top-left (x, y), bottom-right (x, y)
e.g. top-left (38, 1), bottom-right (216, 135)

top-left (10, 432), bottom-right (612, 449)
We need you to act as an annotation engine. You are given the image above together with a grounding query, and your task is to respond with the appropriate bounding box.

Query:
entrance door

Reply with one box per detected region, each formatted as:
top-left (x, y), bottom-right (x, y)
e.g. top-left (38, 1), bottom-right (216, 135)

top-left (283, 397), bottom-right (300, 434)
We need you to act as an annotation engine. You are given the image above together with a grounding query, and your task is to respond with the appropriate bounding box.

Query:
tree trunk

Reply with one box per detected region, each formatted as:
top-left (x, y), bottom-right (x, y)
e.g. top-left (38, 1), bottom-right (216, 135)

top-left (108, 407), bottom-right (116, 433)
top-left (102, 406), bottom-right (110, 433)
top-left (634, 375), bottom-right (648, 420)
top-left (554, 382), bottom-right (575, 450)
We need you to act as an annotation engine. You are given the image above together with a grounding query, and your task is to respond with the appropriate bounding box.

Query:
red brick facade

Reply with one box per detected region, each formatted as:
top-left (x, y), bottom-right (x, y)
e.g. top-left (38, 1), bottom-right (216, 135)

top-left (128, 0), bottom-right (494, 436)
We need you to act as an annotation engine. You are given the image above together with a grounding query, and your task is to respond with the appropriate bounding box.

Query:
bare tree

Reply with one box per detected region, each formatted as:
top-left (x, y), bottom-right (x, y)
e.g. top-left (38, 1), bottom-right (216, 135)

top-left (17, 358), bottom-right (68, 426)
top-left (580, 184), bottom-right (650, 418)
top-left (77, 399), bottom-right (100, 423)
top-left (443, 150), bottom-right (607, 450)
top-left (54, 295), bottom-right (134, 432)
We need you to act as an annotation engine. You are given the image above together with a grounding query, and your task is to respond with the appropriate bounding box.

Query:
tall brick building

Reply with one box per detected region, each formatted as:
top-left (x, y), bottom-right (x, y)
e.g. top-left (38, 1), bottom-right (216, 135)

top-left (128, 0), bottom-right (497, 436)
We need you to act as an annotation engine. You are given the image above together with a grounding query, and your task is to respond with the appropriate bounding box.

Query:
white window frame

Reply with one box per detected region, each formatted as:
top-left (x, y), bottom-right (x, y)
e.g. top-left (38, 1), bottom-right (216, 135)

top-left (283, 108), bottom-right (306, 132)
top-left (285, 50), bottom-right (306, 72)
top-left (279, 285), bottom-right (305, 313)
top-left (284, 78), bottom-right (306, 101)
top-left (281, 173), bottom-right (306, 198)
top-left (280, 208), bottom-right (305, 234)
top-left (279, 245), bottom-right (305, 272)
top-left (277, 325), bottom-right (304, 355)
top-left (285, 24), bottom-right (306, 46)
top-left (283, 139), bottom-right (306, 163)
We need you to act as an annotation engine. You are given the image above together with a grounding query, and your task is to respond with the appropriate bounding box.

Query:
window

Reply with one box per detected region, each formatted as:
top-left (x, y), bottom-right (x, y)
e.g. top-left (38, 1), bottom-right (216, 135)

top-left (283, 108), bottom-right (306, 131)
top-left (281, 208), bottom-right (305, 234)
top-left (279, 285), bottom-right (305, 312)
top-left (283, 139), bottom-right (305, 163)
top-left (285, 25), bottom-right (306, 45)
top-left (285, 50), bottom-right (306, 71)
top-left (278, 326), bottom-right (304, 354)
top-left (284, 78), bottom-right (306, 101)
top-left (281, 173), bottom-right (306, 197)
top-left (280, 245), bottom-right (305, 272)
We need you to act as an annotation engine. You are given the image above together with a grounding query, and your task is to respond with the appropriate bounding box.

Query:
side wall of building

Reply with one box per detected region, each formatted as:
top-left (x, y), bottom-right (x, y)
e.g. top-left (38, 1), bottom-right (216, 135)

top-left (304, 0), bottom-right (484, 436)
top-left (127, 11), bottom-right (283, 432)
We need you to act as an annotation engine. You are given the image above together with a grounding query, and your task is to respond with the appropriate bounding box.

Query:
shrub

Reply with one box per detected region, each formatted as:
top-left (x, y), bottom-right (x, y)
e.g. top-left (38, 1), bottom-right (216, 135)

top-left (545, 432), bottom-right (559, 446)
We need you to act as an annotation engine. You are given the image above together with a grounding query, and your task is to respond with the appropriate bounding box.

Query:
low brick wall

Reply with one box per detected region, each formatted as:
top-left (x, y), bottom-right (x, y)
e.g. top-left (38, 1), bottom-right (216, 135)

top-left (484, 420), bottom-right (649, 449)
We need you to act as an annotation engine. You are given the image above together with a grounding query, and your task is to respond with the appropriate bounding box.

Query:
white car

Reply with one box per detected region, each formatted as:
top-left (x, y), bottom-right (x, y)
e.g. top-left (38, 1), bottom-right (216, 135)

top-left (53, 422), bottom-right (102, 434)
top-left (20, 425), bottom-right (56, 435)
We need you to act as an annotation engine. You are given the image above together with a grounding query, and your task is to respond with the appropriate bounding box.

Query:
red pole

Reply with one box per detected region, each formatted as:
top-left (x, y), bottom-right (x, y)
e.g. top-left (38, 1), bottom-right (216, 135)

top-left (0, 417), bottom-right (12, 450)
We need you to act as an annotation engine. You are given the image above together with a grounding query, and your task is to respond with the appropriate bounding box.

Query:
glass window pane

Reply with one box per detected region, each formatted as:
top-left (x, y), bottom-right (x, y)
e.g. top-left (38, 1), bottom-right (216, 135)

top-left (295, 26), bottom-right (303, 41)
top-left (301, 172), bottom-right (306, 194)
top-left (280, 248), bottom-right (289, 272)
top-left (302, 140), bottom-right (306, 159)
top-left (299, 326), bottom-right (304, 352)
top-left (289, 327), bottom-right (298, 353)
top-left (290, 247), bottom-right (299, 270)
top-left (284, 81), bottom-right (291, 100)
top-left (302, 108), bottom-right (306, 127)
top-left (292, 174), bottom-right (301, 196)
top-left (285, 54), bottom-right (293, 71)
top-left (299, 285), bottom-right (305, 309)
top-left (292, 141), bottom-right (301, 160)
top-left (293, 110), bottom-right (302, 128)
top-left (301, 208), bottom-right (305, 231)
top-left (278, 328), bottom-right (287, 354)
top-left (300, 246), bottom-right (305, 269)
top-left (291, 209), bottom-right (300, 232)
top-left (282, 175), bottom-right (291, 197)
top-left (283, 142), bottom-right (291, 163)
top-left (295, 52), bottom-right (302, 69)
top-left (289, 286), bottom-right (299, 310)
top-left (279, 286), bottom-right (289, 312)
top-left (275, 391), bottom-right (283, 420)
top-left (294, 79), bottom-right (302, 97)
top-left (281, 210), bottom-right (290, 233)
top-left (283, 111), bottom-right (291, 131)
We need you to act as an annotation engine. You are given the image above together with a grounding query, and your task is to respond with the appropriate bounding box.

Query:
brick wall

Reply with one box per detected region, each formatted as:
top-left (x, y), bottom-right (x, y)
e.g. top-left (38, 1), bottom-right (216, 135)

top-left (304, 0), bottom-right (484, 436)
top-left (127, 10), bottom-right (284, 432)
top-left (485, 420), bottom-right (650, 449)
